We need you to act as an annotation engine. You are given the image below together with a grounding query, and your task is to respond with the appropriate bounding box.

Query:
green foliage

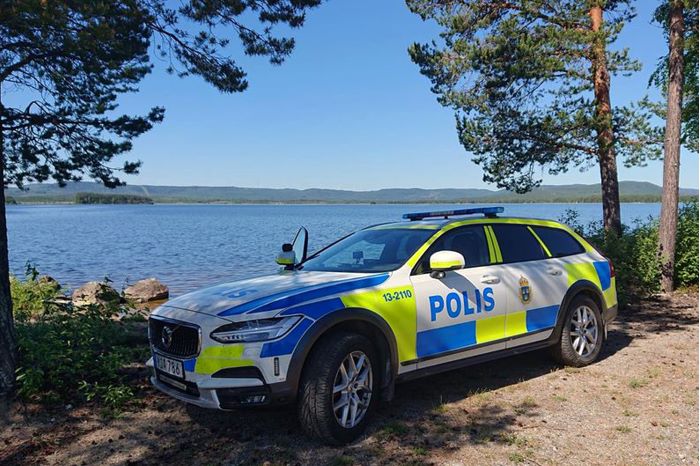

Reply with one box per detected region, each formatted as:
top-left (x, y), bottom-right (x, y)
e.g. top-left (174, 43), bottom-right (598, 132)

top-left (15, 301), bottom-right (147, 408)
top-left (407, 0), bottom-right (661, 193)
top-left (559, 201), bottom-right (699, 302)
top-left (674, 202), bottom-right (699, 287)
top-left (649, 0), bottom-right (699, 152)
top-left (13, 272), bottom-right (147, 409)
top-left (75, 192), bottom-right (154, 205)
top-left (10, 264), bottom-right (61, 321)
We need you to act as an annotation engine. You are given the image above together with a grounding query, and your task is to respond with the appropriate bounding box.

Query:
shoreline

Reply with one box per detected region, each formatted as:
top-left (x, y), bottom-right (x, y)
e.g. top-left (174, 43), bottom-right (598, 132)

top-left (4, 199), bottom-right (680, 206)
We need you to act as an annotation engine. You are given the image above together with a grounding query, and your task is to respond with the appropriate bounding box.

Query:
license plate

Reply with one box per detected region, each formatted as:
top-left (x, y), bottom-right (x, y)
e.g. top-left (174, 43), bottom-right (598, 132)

top-left (154, 353), bottom-right (184, 379)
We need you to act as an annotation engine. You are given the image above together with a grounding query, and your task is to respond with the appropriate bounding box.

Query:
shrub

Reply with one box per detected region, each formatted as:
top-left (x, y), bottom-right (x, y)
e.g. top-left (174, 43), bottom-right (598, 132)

top-left (13, 272), bottom-right (148, 409)
top-left (10, 264), bottom-right (62, 321)
top-left (675, 201), bottom-right (699, 288)
top-left (558, 201), bottom-right (699, 303)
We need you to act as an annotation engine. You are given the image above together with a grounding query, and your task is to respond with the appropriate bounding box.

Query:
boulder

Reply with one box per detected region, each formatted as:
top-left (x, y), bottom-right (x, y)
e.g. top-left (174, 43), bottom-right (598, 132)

top-left (124, 278), bottom-right (169, 303)
top-left (72, 281), bottom-right (120, 306)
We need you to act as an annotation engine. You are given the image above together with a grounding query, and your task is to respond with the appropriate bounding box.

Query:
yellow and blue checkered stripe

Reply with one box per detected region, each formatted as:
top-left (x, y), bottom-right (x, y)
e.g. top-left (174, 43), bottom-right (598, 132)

top-left (415, 304), bottom-right (558, 358)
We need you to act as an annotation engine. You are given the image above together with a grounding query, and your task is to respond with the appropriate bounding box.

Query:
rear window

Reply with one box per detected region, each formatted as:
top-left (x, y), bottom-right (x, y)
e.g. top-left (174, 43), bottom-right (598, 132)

top-left (531, 226), bottom-right (585, 257)
top-left (490, 224), bottom-right (546, 263)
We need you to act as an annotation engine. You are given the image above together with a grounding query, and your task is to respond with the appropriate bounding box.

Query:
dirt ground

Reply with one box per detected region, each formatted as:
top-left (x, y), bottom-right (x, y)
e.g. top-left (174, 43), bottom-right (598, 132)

top-left (2, 291), bottom-right (698, 466)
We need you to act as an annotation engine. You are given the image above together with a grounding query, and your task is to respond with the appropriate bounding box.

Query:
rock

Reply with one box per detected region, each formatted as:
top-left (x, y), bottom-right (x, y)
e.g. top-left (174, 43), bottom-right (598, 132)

top-left (124, 278), bottom-right (169, 303)
top-left (71, 281), bottom-right (120, 306)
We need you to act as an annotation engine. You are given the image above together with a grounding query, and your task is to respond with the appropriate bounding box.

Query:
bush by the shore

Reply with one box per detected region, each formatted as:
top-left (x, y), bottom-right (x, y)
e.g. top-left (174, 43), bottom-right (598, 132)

top-left (560, 201), bottom-right (698, 304)
top-left (12, 270), bottom-right (148, 411)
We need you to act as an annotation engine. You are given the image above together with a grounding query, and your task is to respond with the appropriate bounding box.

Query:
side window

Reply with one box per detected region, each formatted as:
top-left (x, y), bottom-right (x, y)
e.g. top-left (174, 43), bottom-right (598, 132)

top-left (414, 226), bottom-right (490, 274)
top-left (490, 224), bottom-right (546, 263)
top-left (531, 226), bottom-right (585, 257)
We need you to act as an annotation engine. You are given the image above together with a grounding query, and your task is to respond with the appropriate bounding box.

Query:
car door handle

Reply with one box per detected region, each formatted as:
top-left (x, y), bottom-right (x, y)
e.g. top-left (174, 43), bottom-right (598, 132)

top-left (547, 268), bottom-right (562, 276)
top-left (481, 275), bottom-right (500, 284)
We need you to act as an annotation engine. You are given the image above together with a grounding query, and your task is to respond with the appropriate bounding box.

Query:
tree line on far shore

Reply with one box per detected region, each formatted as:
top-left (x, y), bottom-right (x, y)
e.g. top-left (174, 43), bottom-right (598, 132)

top-left (74, 193), bottom-right (154, 205)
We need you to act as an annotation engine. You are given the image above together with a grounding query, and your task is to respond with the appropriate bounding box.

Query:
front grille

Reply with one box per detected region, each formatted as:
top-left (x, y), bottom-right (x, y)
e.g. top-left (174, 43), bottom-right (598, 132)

top-left (149, 317), bottom-right (200, 358)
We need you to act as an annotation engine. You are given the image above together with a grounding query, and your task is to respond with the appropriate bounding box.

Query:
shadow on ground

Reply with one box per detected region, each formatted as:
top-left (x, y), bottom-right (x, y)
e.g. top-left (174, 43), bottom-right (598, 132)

top-left (124, 321), bottom-right (639, 465)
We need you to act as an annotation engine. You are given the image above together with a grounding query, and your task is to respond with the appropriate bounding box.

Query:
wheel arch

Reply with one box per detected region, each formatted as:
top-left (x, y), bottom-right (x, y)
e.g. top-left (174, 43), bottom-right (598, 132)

top-left (549, 280), bottom-right (606, 344)
top-left (286, 308), bottom-right (399, 402)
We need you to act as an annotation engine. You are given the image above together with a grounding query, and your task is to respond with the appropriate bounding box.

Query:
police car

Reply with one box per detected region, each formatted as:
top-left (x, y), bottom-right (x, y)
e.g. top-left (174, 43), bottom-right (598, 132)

top-left (147, 207), bottom-right (617, 444)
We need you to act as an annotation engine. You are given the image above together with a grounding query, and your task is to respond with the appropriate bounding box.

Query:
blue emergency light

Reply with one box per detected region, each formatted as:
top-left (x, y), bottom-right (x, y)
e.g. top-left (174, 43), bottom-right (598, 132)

top-left (402, 206), bottom-right (504, 221)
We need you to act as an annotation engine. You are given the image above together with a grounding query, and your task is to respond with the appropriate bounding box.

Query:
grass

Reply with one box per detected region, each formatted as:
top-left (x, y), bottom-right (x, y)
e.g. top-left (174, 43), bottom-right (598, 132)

top-left (432, 401), bottom-right (449, 414)
top-left (499, 433), bottom-right (529, 448)
top-left (376, 421), bottom-right (409, 440)
top-left (514, 396), bottom-right (538, 415)
top-left (508, 452), bottom-right (526, 463)
top-left (330, 456), bottom-right (354, 466)
top-left (616, 425), bottom-right (633, 434)
top-left (629, 378), bottom-right (650, 389)
top-left (412, 447), bottom-right (428, 456)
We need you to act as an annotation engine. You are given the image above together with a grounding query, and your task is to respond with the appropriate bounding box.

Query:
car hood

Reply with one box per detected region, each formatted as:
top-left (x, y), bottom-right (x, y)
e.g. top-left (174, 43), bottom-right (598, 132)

top-left (155, 270), bottom-right (390, 320)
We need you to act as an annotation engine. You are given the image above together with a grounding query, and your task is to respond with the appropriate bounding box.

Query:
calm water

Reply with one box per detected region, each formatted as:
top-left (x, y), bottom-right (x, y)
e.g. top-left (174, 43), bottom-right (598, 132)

top-left (8, 203), bottom-right (660, 295)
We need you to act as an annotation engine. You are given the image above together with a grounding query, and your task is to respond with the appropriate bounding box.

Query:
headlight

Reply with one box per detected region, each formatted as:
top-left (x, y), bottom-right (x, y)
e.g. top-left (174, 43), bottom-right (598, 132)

top-left (210, 316), bottom-right (301, 343)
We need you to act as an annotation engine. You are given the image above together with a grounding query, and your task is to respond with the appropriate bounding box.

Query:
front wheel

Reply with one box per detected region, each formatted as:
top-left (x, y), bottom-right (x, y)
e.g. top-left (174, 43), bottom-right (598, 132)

top-left (550, 295), bottom-right (604, 367)
top-left (297, 332), bottom-right (379, 445)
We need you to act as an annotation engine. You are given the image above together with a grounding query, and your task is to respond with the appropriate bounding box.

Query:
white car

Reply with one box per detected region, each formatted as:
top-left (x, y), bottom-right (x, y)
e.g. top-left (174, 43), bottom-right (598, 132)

top-left (147, 207), bottom-right (617, 444)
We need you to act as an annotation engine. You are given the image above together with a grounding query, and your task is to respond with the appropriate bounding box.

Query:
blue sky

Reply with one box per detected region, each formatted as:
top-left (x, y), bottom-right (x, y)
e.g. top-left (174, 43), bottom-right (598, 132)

top-left (112, 0), bottom-right (697, 190)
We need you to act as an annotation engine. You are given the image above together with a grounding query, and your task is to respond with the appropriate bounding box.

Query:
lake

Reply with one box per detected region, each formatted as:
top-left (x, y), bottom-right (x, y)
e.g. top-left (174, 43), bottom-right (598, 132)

top-left (8, 203), bottom-right (660, 295)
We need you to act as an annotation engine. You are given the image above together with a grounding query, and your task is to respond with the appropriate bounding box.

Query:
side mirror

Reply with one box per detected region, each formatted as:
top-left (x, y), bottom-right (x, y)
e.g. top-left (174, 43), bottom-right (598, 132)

top-left (276, 227), bottom-right (308, 269)
top-left (276, 243), bottom-right (295, 266)
top-left (429, 251), bottom-right (465, 279)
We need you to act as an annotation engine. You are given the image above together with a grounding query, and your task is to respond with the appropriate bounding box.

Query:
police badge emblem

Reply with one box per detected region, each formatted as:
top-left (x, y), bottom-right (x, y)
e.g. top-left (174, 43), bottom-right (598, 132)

top-left (519, 276), bottom-right (532, 304)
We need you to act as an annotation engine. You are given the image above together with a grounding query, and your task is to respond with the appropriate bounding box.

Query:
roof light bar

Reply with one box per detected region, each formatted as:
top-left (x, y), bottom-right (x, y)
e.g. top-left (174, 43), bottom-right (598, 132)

top-left (402, 206), bottom-right (504, 221)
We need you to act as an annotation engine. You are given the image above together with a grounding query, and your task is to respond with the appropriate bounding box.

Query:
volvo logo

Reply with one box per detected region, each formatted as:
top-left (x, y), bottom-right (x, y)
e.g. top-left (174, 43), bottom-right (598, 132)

top-left (161, 326), bottom-right (174, 349)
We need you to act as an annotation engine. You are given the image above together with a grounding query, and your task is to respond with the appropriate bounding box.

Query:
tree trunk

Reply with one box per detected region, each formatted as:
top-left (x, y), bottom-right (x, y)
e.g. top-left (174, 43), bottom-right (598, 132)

top-left (590, 5), bottom-right (622, 236)
top-left (659, 1), bottom-right (685, 293)
top-left (0, 85), bottom-right (17, 416)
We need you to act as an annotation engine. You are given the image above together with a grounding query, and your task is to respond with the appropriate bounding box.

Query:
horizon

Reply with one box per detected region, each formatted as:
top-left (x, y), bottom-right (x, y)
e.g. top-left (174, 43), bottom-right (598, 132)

top-left (6, 179), bottom-right (699, 192)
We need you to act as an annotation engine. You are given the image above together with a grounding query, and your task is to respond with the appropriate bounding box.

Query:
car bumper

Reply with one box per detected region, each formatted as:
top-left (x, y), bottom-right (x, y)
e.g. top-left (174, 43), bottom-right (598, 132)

top-left (147, 358), bottom-right (295, 409)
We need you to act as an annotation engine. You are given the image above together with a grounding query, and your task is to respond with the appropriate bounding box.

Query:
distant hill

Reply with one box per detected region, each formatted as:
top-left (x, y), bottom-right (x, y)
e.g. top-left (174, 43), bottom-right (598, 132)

top-left (5, 181), bottom-right (698, 204)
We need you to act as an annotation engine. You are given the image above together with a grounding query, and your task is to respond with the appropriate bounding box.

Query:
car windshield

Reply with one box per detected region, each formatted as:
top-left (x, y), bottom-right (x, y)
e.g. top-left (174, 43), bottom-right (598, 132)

top-left (299, 228), bottom-right (436, 273)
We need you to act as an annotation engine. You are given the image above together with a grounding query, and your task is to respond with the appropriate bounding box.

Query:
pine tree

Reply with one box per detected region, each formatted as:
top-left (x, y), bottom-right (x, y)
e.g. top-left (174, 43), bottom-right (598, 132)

top-left (407, 0), bottom-right (661, 235)
top-left (0, 0), bottom-right (320, 404)
top-left (650, 0), bottom-right (698, 292)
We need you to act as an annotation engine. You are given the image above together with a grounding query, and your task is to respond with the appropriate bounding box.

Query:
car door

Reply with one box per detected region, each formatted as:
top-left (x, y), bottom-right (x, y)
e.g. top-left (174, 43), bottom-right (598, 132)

top-left (487, 223), bottom-right (568, 347)
top-left (409, 225), bottom-right (509, 368)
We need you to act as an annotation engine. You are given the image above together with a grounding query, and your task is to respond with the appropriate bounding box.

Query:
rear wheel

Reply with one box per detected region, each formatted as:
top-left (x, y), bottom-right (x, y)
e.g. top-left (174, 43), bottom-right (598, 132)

top-left (297, 332), bottom-right (378, 445)
top-left (551, 295), bottom-right (604, 367)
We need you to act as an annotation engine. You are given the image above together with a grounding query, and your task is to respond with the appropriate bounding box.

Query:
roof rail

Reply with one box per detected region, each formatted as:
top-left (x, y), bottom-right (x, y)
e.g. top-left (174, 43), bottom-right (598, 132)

top-left (402, 206), bottom-right (504, 221)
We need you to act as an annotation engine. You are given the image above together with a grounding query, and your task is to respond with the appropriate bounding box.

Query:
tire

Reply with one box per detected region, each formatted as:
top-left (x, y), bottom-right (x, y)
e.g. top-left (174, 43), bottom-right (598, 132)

top-left (297, 332), bottom-right (379, 445)
top-left (550, 295), bottom-right (604, 367)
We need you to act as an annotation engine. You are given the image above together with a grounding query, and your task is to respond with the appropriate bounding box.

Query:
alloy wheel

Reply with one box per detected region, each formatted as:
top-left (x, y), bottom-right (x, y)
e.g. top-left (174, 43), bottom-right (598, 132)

top-left (570, 305), bottom-right (599, 357)
top-left (332, 350), bottom-right (373, 429)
